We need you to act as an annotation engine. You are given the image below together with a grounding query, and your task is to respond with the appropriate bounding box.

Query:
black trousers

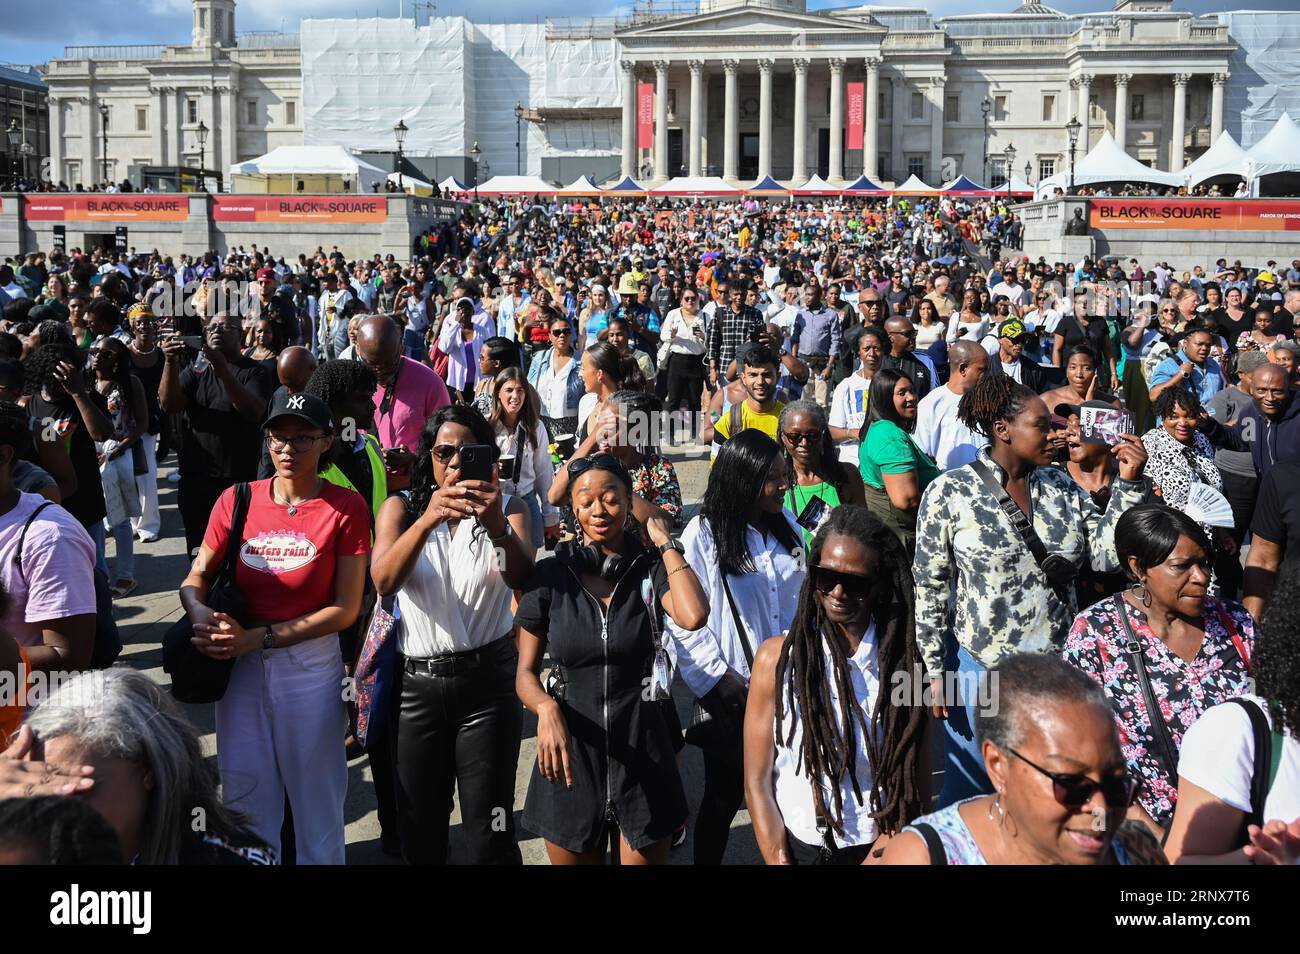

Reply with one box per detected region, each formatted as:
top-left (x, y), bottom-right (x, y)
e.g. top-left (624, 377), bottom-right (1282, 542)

top-left (664, 353), bottom-right (705, 440)
top-left (391, 638), bottom-right (523, 865)
top-left (693, 731), bottom-right (745, 865)
top-left (1217, 470), bottom-right (1258, 600)
top-left (178, 473), bottom-right (234, 558)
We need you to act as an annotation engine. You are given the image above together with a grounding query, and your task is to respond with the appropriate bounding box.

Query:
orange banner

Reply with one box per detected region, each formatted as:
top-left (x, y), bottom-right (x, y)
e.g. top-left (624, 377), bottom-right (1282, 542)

top-left (212, 196), bottom-right (387, 223)
top-left (24, 194), bottom-right (189, 221)
top-left (1089, 198), bottom-right (1300, 232)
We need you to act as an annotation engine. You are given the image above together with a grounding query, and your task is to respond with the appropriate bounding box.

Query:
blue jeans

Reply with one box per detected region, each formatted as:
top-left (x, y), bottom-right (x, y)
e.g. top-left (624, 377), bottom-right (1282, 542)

top-left (520, 492), bottom-right (545, 550)
top-left (108, 519), bottom-right (135, 584)
top-left (403, 326), bottom-right (427, 362)
top-left (937, 641), bottom-right (996, 809)
top-left (85, 520), bottom-right (109, 580)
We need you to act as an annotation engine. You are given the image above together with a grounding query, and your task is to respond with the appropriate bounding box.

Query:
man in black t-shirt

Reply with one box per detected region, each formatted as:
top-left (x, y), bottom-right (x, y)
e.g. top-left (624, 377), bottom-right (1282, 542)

top-left (1243, 458), bottom-right (1300, 622)
top-left (160, 313), bottom-right (274, 556)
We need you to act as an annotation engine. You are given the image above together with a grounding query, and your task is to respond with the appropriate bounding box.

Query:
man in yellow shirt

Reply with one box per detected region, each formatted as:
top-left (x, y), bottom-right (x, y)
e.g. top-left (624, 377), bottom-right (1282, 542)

top-left (706, 344), bottom-right (784, 458)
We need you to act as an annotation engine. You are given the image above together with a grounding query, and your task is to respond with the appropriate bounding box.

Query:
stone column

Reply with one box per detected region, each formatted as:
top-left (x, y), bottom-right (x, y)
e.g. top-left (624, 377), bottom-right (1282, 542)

top-left (891, 75), bottom-right (906, 183)
top-left (1211, 72), bottom-right (1228, 143)
top-left (1077, 74), bottom-right (1093, 151)
top-left (723, 59), bottom-right (739, 182)
top-left (757, 58), bottom-right (774, 181)
top-left (220, 84), bottom-right (237, 183)
top-left (864, 57), bottom-right (880, 180)
top-left (688, 60), bottom-right (705, 177)
top-left (928, 76), bottom-right (944, 183)
top-left (791, 58), bottom-right (809, 184)
top-left (47, 98), bottom-right (62, 185)
top-left (84, 94), bottom-right (98, 185)
top-left (828, 57), bottom-right (845, 182)
top-left (1113, 74), bottom-right (1130, 153)
top-left (152, 88), bottom-right (167, 166)
top-left (653, 60), bottom-right (669, 181)
top-left (1171, 73), bottom-right (1190, 171)
top-left (620, 60), bottom-right (637, 179)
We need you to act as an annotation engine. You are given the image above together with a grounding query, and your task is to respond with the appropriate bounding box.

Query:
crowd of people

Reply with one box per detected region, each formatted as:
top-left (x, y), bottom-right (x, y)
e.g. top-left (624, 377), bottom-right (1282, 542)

top-left (0, 190), bottom-right (1297, 868)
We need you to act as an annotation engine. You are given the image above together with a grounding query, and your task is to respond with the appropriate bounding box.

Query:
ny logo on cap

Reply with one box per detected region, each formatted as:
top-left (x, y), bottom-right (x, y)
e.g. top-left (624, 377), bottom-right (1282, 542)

top-left (288, 395), bottom-right (305, 410)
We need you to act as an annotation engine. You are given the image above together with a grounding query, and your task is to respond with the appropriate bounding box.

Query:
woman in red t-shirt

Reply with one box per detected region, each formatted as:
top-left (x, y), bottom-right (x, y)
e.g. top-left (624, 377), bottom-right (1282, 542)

top-left (180, 391), bottom-right (371, 865)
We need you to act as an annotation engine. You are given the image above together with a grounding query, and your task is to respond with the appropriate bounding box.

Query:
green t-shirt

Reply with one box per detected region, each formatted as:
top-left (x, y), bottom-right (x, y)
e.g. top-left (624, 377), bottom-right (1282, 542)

top-left (859, 419), bottom-right (940, 491)
top-left (786, 479), bottom-right (842, 547)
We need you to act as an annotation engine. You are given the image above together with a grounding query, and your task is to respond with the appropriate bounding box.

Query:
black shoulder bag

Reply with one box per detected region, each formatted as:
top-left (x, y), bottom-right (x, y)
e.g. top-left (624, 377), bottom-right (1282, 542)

top-left (683, 573), bottom-right (753, 749)
top-left (970, 458), bottom-right (1078, 602)
top-left (163, 483), bottom-right (252, 704)
top-left (1229, 697), bottom-right (1285, 845)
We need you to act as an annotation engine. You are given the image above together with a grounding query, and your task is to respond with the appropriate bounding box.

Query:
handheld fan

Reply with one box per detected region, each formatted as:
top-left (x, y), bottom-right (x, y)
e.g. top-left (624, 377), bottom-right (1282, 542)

top-left (1184, 483), bottom-right (1235, 528)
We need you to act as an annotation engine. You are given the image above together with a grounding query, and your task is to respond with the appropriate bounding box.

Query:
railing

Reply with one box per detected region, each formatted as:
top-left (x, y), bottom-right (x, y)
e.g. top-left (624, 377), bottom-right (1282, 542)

top-left (883, 31), bottom-right (947, 50)
top-left (954, 36), bottom-right (1067, 51)
top-left (59, 44), bottom-right (166, 60)
top-left (234, 32), bottom-right (300, 49)
top-left (545, 17), bottom-right (620, 38)
top-left (1190, 25), bottom-right (1225, 40)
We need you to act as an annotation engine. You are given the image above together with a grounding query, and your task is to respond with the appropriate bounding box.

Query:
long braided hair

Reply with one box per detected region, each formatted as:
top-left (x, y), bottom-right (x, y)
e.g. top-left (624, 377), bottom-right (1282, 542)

top-left (773, 505), bottom-right (925, 836)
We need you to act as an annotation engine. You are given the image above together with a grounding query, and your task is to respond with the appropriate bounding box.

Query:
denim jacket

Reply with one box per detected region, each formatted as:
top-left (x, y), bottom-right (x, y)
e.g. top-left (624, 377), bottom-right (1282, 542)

top-left (526, 347), bottom-right (585, 418)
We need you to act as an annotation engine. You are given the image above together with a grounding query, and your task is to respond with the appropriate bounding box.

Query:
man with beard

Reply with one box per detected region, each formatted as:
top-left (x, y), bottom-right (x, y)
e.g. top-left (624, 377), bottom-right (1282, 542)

top-left (704, 344), bottom-right (783, 452)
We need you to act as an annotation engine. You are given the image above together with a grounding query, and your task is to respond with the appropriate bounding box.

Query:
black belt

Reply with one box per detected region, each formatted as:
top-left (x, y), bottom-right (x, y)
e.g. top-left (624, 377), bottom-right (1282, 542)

top-left (401, 636), bottom-right (513, 678)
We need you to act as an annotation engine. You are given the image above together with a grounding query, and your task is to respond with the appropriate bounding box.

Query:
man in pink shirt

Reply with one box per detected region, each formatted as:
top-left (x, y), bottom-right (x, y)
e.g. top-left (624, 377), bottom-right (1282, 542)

top-left (355, 315), bottom-right (450, 490)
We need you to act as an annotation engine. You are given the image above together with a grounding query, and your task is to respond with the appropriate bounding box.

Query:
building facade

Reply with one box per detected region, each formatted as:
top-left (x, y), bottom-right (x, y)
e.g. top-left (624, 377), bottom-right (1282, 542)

top-left (42, 0), bottom-right (300, 188)
top-left (39, 0), bottom-right (1297, 191)
top-left (0, 64), bottom-right (48, 187)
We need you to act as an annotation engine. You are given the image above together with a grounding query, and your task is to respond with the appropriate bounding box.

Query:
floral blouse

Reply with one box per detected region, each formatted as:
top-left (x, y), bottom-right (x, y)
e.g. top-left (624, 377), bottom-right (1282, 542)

top-left (1062, 593), bottom-right (1254, 828)
top-left (627, 452), bottom-right (682, 546)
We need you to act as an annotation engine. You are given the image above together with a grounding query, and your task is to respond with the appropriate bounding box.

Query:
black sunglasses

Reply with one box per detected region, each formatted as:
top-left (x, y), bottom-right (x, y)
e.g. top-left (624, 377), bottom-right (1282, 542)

top-left (1006, 747), bottom-right (1139, 810)
top-left (812, 565), bottom-right (875, 596)
top-left (551, 327), bottom-right (572, 337)
top-left (783, 431), bottom-right (819, 445)
top-left (567, 453), bottom-right (630, 483)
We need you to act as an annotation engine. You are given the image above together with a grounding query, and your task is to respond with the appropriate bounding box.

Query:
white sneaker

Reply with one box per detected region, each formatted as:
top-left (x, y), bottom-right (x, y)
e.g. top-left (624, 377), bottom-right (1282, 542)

top-left (167, 471), bottom-right (181, 483)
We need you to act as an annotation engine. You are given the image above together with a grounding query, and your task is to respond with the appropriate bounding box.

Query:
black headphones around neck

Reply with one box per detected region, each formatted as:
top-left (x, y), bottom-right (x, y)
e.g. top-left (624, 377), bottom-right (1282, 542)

top-left (559, 539), bottom-right (639, 583)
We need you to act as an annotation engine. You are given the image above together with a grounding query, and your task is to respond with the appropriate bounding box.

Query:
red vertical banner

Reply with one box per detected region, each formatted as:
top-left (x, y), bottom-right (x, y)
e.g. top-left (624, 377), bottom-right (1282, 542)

top-left (846, 82), bottom-right (865, 151)
top-left (637, 82), bottom-right (654, 151)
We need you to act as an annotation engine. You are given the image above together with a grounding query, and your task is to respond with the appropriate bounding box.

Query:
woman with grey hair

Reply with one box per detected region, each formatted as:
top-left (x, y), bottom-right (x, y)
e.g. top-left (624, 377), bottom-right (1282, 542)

top-left (777, 399), bottom-right (865, 547)
top-left (23, 668), bottom-right (274, 865)
top-left (882, 653), bottom-right (1164, 865)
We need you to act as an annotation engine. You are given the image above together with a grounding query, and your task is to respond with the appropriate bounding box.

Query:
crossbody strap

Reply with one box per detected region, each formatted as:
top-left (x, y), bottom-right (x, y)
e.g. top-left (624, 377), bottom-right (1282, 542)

top-left (969, 458), bottom-right (1053, 570)
top-left (1114, 596), bottom-right (1180, 844)
top-left (1229, 698), bottom-right (1274, 834)
top-left (721, 572), bottom-right (755, 670)
top-left (13, 501), bottom-right (57, 583)
top-left (911, 823), bottom-right (949, 866)
top-left (1211, 600), bottom-right (1251, 673)
top-left (217, 483), bottom-right (252, 587)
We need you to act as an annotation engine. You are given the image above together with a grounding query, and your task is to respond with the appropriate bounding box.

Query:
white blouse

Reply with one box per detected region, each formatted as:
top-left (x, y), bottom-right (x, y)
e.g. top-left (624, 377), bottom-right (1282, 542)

top-left (494, 420), bottom-right (559, 528)
top-left (397, 500), bottom-right (517, 656)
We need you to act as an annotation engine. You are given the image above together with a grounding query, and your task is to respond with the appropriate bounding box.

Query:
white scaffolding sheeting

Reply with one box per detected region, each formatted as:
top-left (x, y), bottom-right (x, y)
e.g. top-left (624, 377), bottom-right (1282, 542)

top-left (301, 18), bottom-right (470, 156)
top-left (471, 25), bottom-right (548, 179)
top-left (1212, 12), bottom-right (1300, 150)
top-left (545, 36), bottom-right (620, 109)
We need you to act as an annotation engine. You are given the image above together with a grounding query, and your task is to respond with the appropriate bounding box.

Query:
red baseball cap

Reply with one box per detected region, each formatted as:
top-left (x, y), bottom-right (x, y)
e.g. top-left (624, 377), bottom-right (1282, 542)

top-left (256, 267), bottom-right (277, 282)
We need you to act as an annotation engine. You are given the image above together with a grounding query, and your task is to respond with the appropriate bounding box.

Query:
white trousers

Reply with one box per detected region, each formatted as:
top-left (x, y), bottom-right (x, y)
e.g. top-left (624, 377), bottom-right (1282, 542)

top-left (133, 433), bottom-right (160, 537)
top-left (216, 634), bottom-right (348, 865)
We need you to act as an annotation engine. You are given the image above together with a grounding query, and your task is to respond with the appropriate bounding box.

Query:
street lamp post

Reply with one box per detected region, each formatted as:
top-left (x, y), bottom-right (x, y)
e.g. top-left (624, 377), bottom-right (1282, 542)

top-left (1004, 143), bottom-right (1016, 201)
top-left (470, 140), bottom-right (481, 202)
top-left (97, 103), bottom-right (109, 185)
top-left (393, 119), bottom-right (408, 192)
top-left (1065, 116), bottom-right (1082, 195)
top-left (980, 96), bottom-right (992, 186)
top-left (514, 102), bottom-right (523, 176)
top-left (1025, 161), bottom-right (1032, 187)
top-left (5, 120), bottom-right (18, 189)
top-left (196, 120), bottom-right (209, 192)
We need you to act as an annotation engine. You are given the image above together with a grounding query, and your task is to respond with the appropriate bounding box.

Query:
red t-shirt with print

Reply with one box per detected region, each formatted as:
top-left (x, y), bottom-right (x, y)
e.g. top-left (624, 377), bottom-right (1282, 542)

top-left (203, 478), bottom-right (372, 624)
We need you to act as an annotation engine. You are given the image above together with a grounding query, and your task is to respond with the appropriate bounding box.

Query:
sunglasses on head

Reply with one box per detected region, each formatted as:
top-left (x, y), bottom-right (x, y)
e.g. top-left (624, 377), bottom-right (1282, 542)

top-left (811, 565), bottom-right (875, 596)
top-left (568, 453), bottom-right (629, 482)
top-left (1006, 747), bottom-right (1140, 810)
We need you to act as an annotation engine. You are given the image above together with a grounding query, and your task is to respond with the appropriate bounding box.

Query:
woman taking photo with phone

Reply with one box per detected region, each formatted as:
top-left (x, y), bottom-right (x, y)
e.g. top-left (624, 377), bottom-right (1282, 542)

top-left (371, 404), bottom-right (535, 865)
top-left (515, 454), bottom-right (708, 864)
top-left (668, 429), bottom-right (806, 864)
top-left (745, 506), bottom-right (926, 864)
top-left (181, 391), bottom-right (371, 864)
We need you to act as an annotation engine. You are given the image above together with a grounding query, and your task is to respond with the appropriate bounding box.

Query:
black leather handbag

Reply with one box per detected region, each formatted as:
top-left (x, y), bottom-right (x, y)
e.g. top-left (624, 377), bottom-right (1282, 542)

top-left (683, 574), bottom-right (754, 748)
top-left (163, 483), bottom-right (252, 704)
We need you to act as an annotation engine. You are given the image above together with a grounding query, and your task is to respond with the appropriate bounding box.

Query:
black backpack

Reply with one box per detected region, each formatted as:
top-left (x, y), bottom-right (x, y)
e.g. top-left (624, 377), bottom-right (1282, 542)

top-left (15, 502), bottom-right (122, 669)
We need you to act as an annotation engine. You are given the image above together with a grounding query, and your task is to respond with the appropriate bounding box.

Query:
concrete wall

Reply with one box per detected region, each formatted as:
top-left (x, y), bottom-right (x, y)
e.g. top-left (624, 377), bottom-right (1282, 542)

top-left (2, 193), bottom-right (467, 262)
top-left (1021, 195), bottom-right (1300, 272)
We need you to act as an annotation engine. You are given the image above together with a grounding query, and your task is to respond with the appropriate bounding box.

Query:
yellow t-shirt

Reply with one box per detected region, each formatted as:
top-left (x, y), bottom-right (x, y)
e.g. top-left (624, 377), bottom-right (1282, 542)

top-left (713, 400), bottom-right (784, 458)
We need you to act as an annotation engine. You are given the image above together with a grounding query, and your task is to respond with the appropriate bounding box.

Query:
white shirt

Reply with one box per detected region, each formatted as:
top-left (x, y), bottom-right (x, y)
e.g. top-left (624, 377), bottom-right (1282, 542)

top-left (667, 513), bottom-right (806, 698)
top-left (437, 319), bottom-right (485, 391)
top-left (829, 372), bottom-right (871, 464)
top-left (1178, 694), bottom-right (1299, 860)
top-left (494, 420), bottom-right (558, 528)
top-left (396, 502), bottom-right (517, 656)
top-left (535, 351), bottom-right (579, 418)
top-left (773, 623), bottom-right (881, 849)
top-left (1001, 359), bottom-right (1023, 383)
top-left (946, 313), bottom-right (988, 344)
top-left (913, 382), bottom-right (988, 471)
top-left (660, 307), bottom-right (707, 356)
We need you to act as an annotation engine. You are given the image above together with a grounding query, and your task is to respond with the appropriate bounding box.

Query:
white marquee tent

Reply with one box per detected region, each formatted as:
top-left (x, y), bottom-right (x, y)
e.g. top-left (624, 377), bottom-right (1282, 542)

top-left (387, 171), bottom-right (435, 195)
top-left (473, 174), bottom-right (558, 194)
top-left (1035, 132), bottom-right (1184, 198)
top-left (1179, 131), bottom-right (1248, 186)
top-left (650, 176), bottom-right (743, 196)
top-left (893, 174), bottom-right (939, 195)
top-left (792, 175), bottom-right (838, 194)
top-left (438, 175), bottom-right (468, 194)
top-left (229, 146), bottom-right (389, 193)
top-left (1245, 112), bottom-right (1300, 178)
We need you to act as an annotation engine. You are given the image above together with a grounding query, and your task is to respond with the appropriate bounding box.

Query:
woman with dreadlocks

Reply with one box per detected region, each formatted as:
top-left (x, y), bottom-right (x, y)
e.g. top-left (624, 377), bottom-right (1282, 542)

top-left (913, 372), bottom-right (1149, 809)
top-left (744, 506), bottom-right (926, 864)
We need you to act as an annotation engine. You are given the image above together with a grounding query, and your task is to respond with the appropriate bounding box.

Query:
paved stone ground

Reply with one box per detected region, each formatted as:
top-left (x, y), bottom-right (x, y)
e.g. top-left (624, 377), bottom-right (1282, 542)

top-left (112, 444), bottom-right (764, 864)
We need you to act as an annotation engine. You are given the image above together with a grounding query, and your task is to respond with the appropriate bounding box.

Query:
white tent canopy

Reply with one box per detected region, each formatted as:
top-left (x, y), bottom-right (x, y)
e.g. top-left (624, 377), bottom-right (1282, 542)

top-left (555, 175), bottom-right (602, 195)
top-left (650, 176), bottom-right (742, 195)
top-left (473, 174), bottom-right (557, 194)
top-left (1180, 131), bottom-right (1248, 186)
top-left (387, 171), bottom-right (434, 195)
top-left (229, 146), bottom-right (388, 192)
top-left (1036, 131), bottom-right (1183, 197)
top-left (893, 175), bottom-right (938, 193)
top-left (438, 175), bottom-right (468, 193)
top-left (792, 174), bottom-right (837, 193)
top-left (1245, 113), bottom-right (1300, 178)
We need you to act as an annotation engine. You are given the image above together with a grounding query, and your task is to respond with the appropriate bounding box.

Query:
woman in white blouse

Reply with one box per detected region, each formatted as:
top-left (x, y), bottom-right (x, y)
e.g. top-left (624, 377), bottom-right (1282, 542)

top-left (371, 404), bottom-right (535, 865)
top-left (488, 367), bottom-right (561, 549)
top-left (947, 288), bottom-right (989, 344)
top-left (667, 429), bottom-right (806, 864)
top-left (438, 298), bottom-right (487, 402)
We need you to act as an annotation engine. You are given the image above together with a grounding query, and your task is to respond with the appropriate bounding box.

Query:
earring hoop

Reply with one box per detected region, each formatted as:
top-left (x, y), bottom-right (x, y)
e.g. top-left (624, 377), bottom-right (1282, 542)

top-left (988, 789), bottom-right (1007, 827)
top-left (1131, 579), bottom-right (1151, 607)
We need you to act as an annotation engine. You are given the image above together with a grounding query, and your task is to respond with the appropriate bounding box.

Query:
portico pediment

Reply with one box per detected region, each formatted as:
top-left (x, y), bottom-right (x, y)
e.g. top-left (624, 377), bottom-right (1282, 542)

top-left (617, 8), bottom-right (886, 41)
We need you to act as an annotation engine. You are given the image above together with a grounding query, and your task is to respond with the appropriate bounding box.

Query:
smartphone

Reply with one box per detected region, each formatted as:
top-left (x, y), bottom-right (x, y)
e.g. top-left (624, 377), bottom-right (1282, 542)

top-left (457, 443), bottom-right (494, 483)
top-left (179, 335), bottom-right (204, 350)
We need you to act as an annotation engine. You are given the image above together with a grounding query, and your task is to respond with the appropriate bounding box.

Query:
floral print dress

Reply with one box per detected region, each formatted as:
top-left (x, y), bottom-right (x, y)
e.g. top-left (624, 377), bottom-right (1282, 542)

top-left (1062, 593), bottom-right (1254, 828)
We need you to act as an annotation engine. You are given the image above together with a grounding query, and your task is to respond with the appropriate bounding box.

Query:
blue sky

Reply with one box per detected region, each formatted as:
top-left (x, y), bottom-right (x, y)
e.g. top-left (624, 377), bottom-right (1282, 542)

top-left (1, 0), bottom-right (1293, 66)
